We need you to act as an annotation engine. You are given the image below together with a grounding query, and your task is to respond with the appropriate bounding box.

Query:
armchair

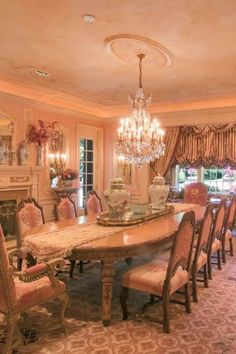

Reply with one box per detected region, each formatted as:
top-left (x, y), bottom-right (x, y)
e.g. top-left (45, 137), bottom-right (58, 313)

top-left (184, 182), bottom-right (209, 206)
top-left (0, 224), bottom-right (68, 354)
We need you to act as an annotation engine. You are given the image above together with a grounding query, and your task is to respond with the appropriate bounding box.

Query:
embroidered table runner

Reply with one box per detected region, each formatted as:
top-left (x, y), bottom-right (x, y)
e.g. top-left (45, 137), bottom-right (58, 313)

top-left (23, 203), bottom-right (197, 262)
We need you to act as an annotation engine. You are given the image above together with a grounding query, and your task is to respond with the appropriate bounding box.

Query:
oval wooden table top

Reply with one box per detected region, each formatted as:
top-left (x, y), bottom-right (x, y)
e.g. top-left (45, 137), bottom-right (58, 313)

top-left (24, 204), bottom-right (205, 326)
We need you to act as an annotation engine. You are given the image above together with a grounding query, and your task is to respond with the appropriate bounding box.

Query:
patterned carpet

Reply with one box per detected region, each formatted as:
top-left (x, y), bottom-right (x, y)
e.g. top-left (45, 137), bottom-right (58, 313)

top-left (1, 241), bottom-right (236, 354)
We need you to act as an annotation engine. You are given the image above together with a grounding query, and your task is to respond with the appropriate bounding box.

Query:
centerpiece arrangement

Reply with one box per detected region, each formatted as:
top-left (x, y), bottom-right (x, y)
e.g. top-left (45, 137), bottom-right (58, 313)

top-left (28, 120), bottom-right (57, 165)
top-left (60, 168), bottom-right (78, 187)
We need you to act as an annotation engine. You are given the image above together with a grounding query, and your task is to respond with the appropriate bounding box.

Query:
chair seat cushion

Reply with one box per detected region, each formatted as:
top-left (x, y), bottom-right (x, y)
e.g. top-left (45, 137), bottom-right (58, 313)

top-left (14, 276), bottom-right (65, 311)
top-left (211, 238), bottom-right (221, 253)
top-left (225, 229), bottom-right (232, 240)
top-left (195, 250), bottom-right (208, 271)
top-left (122, 260), bottom-right (189, 296)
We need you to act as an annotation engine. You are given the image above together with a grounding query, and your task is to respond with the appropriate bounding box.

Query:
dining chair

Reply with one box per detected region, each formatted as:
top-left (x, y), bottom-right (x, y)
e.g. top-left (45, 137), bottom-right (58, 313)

top-left (120, 211), bottom-right (196, 333)
top-left (208, 199), bottom-right (226, 280)
top-left (221, 196), bottom-right (236, 263)
top-left (184, 182), bottom-right (209, 206)
top-left (54, 194), bottom-right (77, 221)
top-left (0, 224), bottom-right (68, 354)
top-left (54, 194), bottom-right (80, 278)
top-left (191, 204), bottom-right (214, 302)
top-left (85, 190), bottom-right (102, 215)
top-left (16, 198), bottom-right (45, 270)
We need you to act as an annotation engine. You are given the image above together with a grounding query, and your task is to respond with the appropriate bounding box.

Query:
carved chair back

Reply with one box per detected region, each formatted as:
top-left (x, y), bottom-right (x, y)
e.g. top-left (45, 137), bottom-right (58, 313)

top-left (211, 199), bottom-right (226, 242)
top-left (16, 198), bottom-right (45, 248)
top-left (0, 224), bottom-right (16, 314)
top-left (165, 211), bottom-right (195, 288)
top-left (85, 190), bottom-right (102, 215)
top-left (54, 194), bottom-right (77, 221)
top-left (224, 196), bottom-right (236, 231)
top-left (193, 204), bottom-right (214, 269)
top-left (184, 182), bottom-right (209, 206)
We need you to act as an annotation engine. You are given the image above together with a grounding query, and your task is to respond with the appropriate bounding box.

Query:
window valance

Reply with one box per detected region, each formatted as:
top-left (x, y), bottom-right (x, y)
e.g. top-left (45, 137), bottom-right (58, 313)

top-left (174, 123), bottom-right (236, 168)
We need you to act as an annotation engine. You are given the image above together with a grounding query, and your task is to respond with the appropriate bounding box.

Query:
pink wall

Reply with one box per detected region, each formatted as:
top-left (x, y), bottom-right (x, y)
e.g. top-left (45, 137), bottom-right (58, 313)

top-left (0, 94), bottom-right (105, 200)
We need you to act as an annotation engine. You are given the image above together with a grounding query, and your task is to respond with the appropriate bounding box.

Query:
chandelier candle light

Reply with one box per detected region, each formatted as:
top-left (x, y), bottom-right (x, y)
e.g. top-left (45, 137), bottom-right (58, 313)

top-left (116, 53), bottom-right (165, 167)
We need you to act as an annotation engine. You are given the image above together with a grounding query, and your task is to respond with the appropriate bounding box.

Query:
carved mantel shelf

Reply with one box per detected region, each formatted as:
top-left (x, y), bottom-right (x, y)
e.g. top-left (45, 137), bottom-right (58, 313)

top-left (0, 165), bottom-right (44, 201)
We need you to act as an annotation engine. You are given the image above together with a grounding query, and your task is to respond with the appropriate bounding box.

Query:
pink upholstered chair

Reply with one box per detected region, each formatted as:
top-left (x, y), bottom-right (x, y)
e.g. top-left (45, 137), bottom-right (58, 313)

top-left (192, 204), bottom-right (214, 302)
top-left (85, 190), bottom-right (102, 216)
top-left (222, 196), bottom-right (236, 263)
top-left (54, 195), bottom-right (78, 278)
top-left (16, 198), bottom-right (45, 270)
top-left (184, 182), bottom-right (209, 206)
top-left (120, 211), bottom-right (196, 333)
top-left (54, 194), bottom-right (77, 221)
top-left (0, 224), bottom-right (68, 354)
top-left (208, 199), bottom-right (226, 279)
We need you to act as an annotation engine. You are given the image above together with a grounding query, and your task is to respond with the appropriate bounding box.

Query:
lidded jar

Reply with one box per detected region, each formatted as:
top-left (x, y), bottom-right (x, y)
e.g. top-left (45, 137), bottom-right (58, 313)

top-left (104, 177), bottom-right (130, 219)
top-left (149, 174), bottom-right (169, 210)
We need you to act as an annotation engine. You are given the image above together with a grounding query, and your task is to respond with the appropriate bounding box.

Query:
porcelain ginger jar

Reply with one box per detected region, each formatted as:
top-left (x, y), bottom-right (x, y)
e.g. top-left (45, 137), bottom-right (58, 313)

top-left (104, 177), bottom-right (130, 219)
top-left (149, 175), bottom-right (169, 210)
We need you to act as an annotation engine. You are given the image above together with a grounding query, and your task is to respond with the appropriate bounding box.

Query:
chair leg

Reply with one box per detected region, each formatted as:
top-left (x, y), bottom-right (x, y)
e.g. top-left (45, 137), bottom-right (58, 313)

top-left (229, 238), bottom-right (234, 256)
top-left (57, 293), bottom-right (69, 335)
top-left (217, 249), bottom-right (222, 270)
top-left (3, 314), bottom-right (19, 354)
top-left (69, 260), bottom-right (76, 278)
top-left (192, 269), bottom-right (198, 303)
top-left (79, 261), bottom-right (84, 273)
top-left (184, 283), bottom-right (191, 314)
top-left (120, 287), bottom-right (129, 320)
top-left (208, 256), bottom-right (212, 280)
top-left (222, 239), bottom-right (226, 263)
top-left (17, 257), bottom-right (23, 271)
top-left (203, 264), bottom-right (209, 288)
top-left (162, 292), bottom-right (170, 333)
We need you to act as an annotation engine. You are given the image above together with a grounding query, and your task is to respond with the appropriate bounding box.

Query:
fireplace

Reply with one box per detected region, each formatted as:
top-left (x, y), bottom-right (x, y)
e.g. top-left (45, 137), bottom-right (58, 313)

top-left (0, 165), bottom-right (43, 240)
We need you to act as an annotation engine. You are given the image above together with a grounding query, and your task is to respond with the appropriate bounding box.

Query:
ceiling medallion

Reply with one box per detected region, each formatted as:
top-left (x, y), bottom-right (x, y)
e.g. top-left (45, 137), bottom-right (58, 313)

top-left (116, 53), bottom-right (165, 167)
top-left (104, 34), bottom-right (172, 67)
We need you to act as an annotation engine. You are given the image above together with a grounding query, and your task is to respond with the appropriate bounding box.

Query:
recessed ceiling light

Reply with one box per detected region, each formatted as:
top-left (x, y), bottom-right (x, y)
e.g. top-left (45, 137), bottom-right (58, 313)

top-left (35, 70), bottom-right (49, 78)
top-left (82, 14), bottom-right (96, 23)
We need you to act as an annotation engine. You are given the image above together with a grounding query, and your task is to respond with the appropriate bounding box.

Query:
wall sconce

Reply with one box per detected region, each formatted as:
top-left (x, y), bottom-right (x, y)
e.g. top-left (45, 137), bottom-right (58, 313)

top-left (49, 152), bottom-right (67, 175)
top-left (117, 154), bottom-right (128, 176)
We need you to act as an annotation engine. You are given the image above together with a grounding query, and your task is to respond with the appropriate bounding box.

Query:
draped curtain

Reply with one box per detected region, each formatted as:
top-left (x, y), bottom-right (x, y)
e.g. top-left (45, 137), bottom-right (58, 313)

top-left (174, 124), bottom-right (236, 168)
top-left (150, 127), bottom-right (181, 179)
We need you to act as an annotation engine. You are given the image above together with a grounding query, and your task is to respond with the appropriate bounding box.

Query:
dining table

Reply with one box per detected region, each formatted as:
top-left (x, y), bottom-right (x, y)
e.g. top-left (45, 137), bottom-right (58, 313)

top-left (23, 203), bottom-right (205, 326)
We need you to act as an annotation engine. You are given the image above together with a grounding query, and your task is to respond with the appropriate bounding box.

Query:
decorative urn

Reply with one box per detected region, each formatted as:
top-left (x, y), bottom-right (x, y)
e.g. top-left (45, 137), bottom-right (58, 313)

top-left (104, 177), bottom-right (130, 219)
top-left (149, 174), bottom-right (169, 210)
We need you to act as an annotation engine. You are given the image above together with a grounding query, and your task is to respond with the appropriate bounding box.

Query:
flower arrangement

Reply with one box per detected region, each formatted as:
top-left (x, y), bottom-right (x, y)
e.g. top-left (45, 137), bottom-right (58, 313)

top-left (61, 168), bottom-right (78, 181)
top-left (28, 120), bottom-right (57, 146)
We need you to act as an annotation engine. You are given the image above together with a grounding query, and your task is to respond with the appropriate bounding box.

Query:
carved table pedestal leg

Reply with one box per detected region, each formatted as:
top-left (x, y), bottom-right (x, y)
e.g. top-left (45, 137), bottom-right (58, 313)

top-left (101, 260), bottom-right (115, 326)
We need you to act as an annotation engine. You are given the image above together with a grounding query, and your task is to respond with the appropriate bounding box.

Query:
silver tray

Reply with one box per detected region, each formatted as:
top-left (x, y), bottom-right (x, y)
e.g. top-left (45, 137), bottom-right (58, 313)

top-left (96, 204), bottom-right (175, 226)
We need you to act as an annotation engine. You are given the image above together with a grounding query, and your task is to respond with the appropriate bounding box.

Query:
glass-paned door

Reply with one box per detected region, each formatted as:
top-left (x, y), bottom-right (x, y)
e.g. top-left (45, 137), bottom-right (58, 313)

top-left (80, 138), bottom-right (94, 207)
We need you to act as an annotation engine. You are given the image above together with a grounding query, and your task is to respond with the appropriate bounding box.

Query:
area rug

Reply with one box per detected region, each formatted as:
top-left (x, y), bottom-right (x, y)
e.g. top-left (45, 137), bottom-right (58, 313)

top-left (1, 242), bottom-right (236, 354)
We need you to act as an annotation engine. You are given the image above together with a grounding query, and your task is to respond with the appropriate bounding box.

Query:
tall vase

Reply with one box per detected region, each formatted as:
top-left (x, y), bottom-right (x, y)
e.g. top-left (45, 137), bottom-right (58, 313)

top-left (36, 144), bottom-right (43, 166)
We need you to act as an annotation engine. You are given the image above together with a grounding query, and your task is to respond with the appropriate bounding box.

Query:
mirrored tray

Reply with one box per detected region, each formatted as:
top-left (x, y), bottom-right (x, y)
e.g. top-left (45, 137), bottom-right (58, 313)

top-left (96, 204), bottom-right (175, 226)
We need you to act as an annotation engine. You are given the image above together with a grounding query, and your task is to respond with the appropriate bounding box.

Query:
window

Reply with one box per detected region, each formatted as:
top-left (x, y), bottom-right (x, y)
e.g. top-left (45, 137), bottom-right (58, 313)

top-left (178, 167), bottom-right (198, 189)
top-left (204, 167), bottom-right (236, 192)
top-left (175, 165), bottom-right (236, 193)
top-left (79, 139), bottom-right (94, 207)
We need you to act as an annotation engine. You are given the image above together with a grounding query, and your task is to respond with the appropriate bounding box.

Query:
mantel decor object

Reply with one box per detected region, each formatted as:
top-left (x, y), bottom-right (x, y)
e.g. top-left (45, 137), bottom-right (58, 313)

top-left (149, 174), bottom-right (169, 210)
top-left (104, 177), bottom-right (130, 219)
top-left (28, 120), bottom-right (57, 166)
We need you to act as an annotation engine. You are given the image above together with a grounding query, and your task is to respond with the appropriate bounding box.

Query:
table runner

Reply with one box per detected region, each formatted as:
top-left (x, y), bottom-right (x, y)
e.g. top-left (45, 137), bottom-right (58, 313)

top-left (23, 203), bottom-right (197, 262)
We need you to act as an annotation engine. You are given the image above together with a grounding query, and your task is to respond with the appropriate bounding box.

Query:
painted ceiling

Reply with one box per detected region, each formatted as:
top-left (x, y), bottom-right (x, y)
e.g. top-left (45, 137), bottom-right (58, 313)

top-left (0, 0), bottom-right (236, 117)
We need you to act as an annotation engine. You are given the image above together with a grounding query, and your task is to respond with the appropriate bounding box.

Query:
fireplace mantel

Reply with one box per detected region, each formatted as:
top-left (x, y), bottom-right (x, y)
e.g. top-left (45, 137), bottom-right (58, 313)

top-left (0, 165), bottom-right (43, 201)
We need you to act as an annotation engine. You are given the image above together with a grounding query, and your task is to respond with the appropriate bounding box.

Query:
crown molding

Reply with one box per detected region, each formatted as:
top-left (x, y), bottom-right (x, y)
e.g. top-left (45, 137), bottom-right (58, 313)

top-left (1, 78), bottom-right (236, 120)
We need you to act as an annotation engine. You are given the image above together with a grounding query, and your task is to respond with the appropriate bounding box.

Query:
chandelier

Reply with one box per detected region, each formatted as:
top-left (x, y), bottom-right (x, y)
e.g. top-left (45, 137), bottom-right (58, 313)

top-left (116, 53), bottom-right (165, 167)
